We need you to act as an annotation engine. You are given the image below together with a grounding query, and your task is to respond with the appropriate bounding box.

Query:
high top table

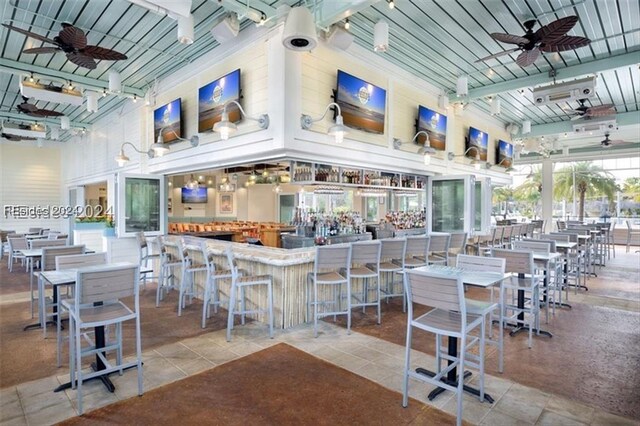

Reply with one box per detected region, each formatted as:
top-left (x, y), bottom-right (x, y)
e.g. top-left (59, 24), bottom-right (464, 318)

top-left (410, 265), bottom-right (509, 404)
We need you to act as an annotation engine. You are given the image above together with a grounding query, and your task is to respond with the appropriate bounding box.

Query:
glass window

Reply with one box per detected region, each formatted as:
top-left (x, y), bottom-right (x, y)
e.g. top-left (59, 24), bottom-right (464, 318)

top-left (432, 179), bottom-right (465, 232)
top-left (366, 197), bottom-right (378, 222)
top-left (125, 177), bottom-right (160, 232)
top-left (474, 181), bottom-right (482, 231)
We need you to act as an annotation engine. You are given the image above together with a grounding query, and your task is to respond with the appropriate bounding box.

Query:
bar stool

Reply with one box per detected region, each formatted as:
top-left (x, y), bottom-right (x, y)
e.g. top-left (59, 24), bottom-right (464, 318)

top-left (136, 232), bottom-right (160, 288)
top-left (378, 238), bottom-right (406, 312)
top-left (307, 244), bottom-right (352, 338)
top-left (428, 233), bottom-right (451, 265)
top-left (156, 237), bottom-right (190, 314)
top-left (403, 235), bottom-right (430, 268)
top-left (201, 241), bottom-right (232, 328)
top-left (225, 247), bottom-right (273, 341)
top-left (348, 240), bottom-right (381, 324)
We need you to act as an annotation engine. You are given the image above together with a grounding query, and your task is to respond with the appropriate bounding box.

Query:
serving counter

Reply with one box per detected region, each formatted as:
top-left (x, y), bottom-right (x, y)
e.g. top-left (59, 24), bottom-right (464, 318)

top-left (169, 236), bottom-right (317, 330)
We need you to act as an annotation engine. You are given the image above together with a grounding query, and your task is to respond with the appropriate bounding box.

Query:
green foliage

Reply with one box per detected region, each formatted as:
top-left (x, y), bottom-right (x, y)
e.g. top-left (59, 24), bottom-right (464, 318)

top-left (622, 177), bottom-right (640, 202)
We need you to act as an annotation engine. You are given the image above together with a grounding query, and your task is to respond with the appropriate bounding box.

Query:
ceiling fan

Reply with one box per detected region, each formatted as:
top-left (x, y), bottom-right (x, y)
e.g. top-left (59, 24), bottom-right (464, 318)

top-left (600, 133), bottom-right (625, 147)
top-left (2, 23), bottom-right (127, 70)
top-left (565, 99), bottom-right (616, 121)
top-left (476, 16), bottom-right (591, 67)
top-left (9, 96), bottom-right (65, 117)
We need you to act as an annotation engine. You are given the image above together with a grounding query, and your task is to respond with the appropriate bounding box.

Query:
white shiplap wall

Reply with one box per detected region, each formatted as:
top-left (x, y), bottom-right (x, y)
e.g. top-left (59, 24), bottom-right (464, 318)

top-left (0, 143), bottom-right (64, 232)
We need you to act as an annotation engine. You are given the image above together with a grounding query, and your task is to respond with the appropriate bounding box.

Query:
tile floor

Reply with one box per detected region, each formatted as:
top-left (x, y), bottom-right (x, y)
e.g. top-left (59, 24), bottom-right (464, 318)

top-left (1, 248), bottom-right (638, 426)
top-left (1, 319), bottom-right (638, 426)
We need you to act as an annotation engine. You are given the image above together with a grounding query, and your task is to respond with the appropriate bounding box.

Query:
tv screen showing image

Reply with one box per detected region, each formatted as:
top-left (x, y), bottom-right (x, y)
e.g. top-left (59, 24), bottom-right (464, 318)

top-left (181, 187), bottom-right (207, 204)
top-left (335, 70), bottom-right (386, 134)
top-left (416, 105), bottom-right (447, 150)
top-left (198, 68), bottom-right (241, 133)
top-left (497, 140), bottom-right (514, 168)
top-left (467, 127), bottom-right (488, 161)
top-left (154, 98), bottom-right (182, 144)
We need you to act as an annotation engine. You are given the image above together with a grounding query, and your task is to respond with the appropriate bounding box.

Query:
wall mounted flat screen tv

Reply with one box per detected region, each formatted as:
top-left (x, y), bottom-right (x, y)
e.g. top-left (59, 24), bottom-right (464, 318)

top-left (335, 70), bottom-right (386, 134)
top-left (181, 187), bottom-right (207, 204)
top-left (497, 140), bottom-right (514, 168)
top-left (416, 105), bottom-right (447, 150)
top-left (154, 98), bottom-right (182, 144)
top-left (467, 127), bottom-right (488, 161)
top-left (198, 68), bottom-right (241, 133)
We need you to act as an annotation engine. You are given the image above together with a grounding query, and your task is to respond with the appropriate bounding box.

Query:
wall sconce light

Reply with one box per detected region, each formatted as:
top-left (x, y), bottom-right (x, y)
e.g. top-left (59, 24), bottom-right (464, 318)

top-left (301, 102), bottom-right (348, 143)
top-left (392, 130), bottom-right (437, 165)
top-left (156, 125), bottom-right (200, 155)
top-left (213, 100), bottom-right (270, 140)
top-left (114, 142), bottom-right (155, 167)
top-left (487, 157), bottom-right (515, 173)
top-left (447, 146), bottom-right (485, 171)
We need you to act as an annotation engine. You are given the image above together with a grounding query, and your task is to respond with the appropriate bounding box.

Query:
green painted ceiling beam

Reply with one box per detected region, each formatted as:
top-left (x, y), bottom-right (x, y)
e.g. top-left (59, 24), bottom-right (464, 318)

top-left (0, 111), bottom-right (90, 129)
top-left (526, 111), bottom-right (640, 137)
top-left (449, 50), bottom-right (640, 102)
top-left (0, 58), bottom-right (145, 97)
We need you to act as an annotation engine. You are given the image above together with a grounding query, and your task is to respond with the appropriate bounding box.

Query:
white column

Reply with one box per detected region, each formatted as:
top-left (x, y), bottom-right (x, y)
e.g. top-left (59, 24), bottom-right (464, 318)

top-left (541, 158), bottom-right (553, 232)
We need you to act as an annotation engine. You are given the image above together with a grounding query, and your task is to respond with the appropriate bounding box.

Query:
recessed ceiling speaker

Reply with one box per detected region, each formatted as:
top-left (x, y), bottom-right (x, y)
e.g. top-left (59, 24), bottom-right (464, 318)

top-left (282, 6), bottom-right (318, 51)
top-left (210, 12), bottom-right (239, 44)
top-left (326, 24), bottom-right (353, 50)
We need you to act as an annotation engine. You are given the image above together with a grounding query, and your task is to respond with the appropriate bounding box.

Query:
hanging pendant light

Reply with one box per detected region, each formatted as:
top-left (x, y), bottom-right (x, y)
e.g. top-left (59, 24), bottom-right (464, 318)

top-left (373, 21), bottom-right (389, 52)
top-left (456, 76), bottom-right (468, 97)
top-left (109, 71), bottom-right (122, 93)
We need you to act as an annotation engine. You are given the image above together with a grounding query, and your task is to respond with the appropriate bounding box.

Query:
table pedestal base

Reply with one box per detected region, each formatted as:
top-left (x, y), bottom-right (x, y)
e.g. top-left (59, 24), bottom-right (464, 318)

top-left (509, 326), bottom-right (552, 338)
top-left (415, 368), bottom-right (494, 404)
top-left (23, 320), bottom-right (55, 331)
top-left (54, 362), bottom-right (120, 393)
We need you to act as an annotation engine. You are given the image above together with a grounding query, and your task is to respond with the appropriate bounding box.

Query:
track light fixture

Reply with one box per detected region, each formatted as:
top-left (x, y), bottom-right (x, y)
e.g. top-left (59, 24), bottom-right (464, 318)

top-left (301, 102), bottom-right (348, 143)
top-left (213, 100), bottom-right (270, 140)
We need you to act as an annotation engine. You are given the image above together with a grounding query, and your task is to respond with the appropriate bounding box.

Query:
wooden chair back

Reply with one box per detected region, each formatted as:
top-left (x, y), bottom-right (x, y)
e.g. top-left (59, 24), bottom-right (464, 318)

top-left (30, 239), bottom-right (67, 250)
top-left (404, 269), bottom-right (464, 314)
top-left (380, 238), bottom-right (406, 263)
top-left (41, 245), bottom-right (86, 271)
top-left (75, 264), bottom-right (139, 306)
top-left (457, 254), bottom-right (505, 273)
top-left (351, 240), bottom-right (381, 268)
top-left (491, 248), bottom-right (535, 275)
top-left (429, 233), bottom-right (451, 253)
top-left (405, 236), bottom-right (429, 259)
top-left (56, 252), bottom-right (108, 270)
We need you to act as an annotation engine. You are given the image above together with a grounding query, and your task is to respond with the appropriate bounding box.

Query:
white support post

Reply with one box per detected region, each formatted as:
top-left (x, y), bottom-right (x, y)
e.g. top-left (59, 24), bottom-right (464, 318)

top-left (541, 158), bottom-right (553, 233)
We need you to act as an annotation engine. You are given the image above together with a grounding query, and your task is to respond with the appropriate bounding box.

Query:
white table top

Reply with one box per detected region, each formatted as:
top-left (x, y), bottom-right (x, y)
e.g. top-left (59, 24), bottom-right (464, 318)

top-left (40, 262), bottom-right (136, 286)
top-left (532, 252), bottom-right (561, 261)
top-left (19, 248), bottom-right (97, 257)
top-left (412, 265), bottom-right (509, 288)
top-left (555, 242), bottom-right (578, 250)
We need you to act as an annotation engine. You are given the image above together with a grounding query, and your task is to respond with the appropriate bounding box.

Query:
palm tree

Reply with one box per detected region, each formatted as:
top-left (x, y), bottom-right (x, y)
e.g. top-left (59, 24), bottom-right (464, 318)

top-left (553, 162), bottom-right (618, 221)
top-left (493, 186), bottom-right (514, 219)
top-left (622, 177), bottom-right (640, 203)
top-left (513, 167), bottom-right (542, 219)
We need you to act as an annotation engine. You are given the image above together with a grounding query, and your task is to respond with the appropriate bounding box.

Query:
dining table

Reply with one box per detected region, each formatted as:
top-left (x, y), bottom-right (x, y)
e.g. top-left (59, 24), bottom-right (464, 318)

top-left (45, 262), bottom-right (137, 394)
top-left (509, 251), bottom-right (561, 339)
top-left (411, 265), bottom-right (509, 404)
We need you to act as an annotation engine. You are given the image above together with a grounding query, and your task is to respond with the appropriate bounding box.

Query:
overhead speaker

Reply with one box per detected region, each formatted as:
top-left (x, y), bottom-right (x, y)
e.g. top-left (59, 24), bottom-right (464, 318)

top-left (282, 7), bottom-right (318, 51)
top-left (210, 12), bottom-right (239, 44)
top-left (326, 24), bottom-right (353, 50)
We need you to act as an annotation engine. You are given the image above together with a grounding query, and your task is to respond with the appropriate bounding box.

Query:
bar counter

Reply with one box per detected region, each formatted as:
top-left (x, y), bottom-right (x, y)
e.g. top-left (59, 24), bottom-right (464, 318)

top-left (168, 236), bottom-right (317, 330)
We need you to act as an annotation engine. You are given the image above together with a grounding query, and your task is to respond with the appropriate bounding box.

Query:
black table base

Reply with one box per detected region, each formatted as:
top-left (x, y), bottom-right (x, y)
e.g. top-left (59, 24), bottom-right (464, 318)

top-left (54, 362), bottom-right (117, 393)
top-left (509, 326), bottom-right (552, 338)
top-left (23, 320), bottom-right (55, 331)
top-left (414, 337), bottom-right (493, 404)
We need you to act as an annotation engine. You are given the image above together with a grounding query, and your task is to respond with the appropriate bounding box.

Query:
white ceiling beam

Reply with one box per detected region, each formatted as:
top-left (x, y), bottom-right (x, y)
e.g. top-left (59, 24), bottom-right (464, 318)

top-left (450, 51), bottom-right (640, 102)
top-left (0, 111), bottom-right (90, 128)
top-left (316, 0), bottom-right (383, 28)
top-left (212, 0), bottom-right (277, 22)
top-left (526, 111), bottom-right (640, 137)
top-left (0, 58), bottom-right (145, 97)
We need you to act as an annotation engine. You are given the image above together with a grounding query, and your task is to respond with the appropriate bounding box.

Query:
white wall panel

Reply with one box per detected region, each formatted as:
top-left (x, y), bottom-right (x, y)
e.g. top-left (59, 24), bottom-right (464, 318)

top-left (0, 144), bottom-right (64, 233)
